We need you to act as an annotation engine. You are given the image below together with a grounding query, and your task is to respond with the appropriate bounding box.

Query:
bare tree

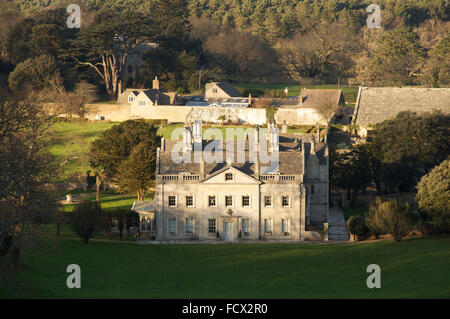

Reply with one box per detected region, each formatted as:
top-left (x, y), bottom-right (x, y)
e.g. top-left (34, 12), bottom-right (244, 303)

top-left (0, 100), bottom-right (57, 268)
top-left (70, 10), bottom-right (156, 97)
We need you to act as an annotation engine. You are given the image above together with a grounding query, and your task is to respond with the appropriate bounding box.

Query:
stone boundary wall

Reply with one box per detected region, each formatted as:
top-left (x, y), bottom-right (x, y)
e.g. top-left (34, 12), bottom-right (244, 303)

top-left (84, 103), bottom-right (325, 125)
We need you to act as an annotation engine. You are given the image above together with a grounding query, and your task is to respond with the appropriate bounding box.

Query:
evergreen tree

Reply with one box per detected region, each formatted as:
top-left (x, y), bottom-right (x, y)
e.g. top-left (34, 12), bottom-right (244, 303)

top-left (416, 159), bottom-right (450, 233)
top-left (117, 139), bottom-right (158, 202)
top-left (90, 120), bottom-right (158, 180)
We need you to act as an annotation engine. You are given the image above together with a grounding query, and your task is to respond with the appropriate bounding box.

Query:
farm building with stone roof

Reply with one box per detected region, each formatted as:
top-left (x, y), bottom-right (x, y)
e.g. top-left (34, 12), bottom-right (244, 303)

top-left (353, 87), bottom-right (450, 127)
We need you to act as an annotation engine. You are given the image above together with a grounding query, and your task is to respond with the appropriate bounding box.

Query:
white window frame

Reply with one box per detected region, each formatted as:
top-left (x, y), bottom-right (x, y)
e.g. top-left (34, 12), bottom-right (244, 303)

top-left (264, 195), bottom-right (273, 208)
top-left (208, 219), bottom-right (217, 234)
top-left (264, 218), bottom-right (273, 234)
top-left (208, 195), bottom-right (217, 207)
top-left (225, 195), bottom-right (233, 207)
top-left (168, 218), bottom-right (177, 235)
top-left (128, 95), bottom-right (134, 103)
top-left (185, 218), bottom-right (195, 234)
top-left (241, 218), bottom-right (250, 235)
top-left (168, 195), bottom-right (177, 207)
top-left (281, 218), bottom-right (291, 235)
top-left (242, 195), bottom-right (250, 207)
top-left (281, 195), bottom-right (291, 208)
top-left (139, 100), bottom-right (146, 107)
top-left (186, 195), bottom-right (195, 207)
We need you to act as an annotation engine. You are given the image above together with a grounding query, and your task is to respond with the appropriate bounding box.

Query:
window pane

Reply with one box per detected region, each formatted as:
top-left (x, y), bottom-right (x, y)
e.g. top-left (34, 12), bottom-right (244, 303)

top-left (168, 196), bottom-right (176, 207)
top-left (242, 196), bottom-right (250, 207)
top-left (186, 196), bottom-right (193, 207)
top-left (168, 219), bottom-right (176, 234)
top-left (225, 196), bottom-right (233, 207)
top-left (282, 196), bottom-right (289, 207)
top-left (264, 219), bottom-right (272, 233)
top-left (242, 219), bottom-right (249, 233)
top-left (264, 196), bottom-right (272, 207)
top-left (208, 219), bottom-right (216, 233)
top-left (186, 218), bottom-right (194, 233)
top-left (208, 196), bottom-right (216, 207)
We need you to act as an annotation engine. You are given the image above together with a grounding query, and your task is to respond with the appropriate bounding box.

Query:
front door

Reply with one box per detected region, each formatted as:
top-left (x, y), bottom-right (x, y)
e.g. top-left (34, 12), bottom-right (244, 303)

top-left (223, 222), bottom-right (234, 241)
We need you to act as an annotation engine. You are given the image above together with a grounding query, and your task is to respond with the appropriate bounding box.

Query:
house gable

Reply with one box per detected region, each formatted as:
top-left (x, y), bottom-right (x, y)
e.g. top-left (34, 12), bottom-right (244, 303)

top-left (135, 91), bottom-right (155, 107)
top-left (201, 166), bottom-right (260, 185)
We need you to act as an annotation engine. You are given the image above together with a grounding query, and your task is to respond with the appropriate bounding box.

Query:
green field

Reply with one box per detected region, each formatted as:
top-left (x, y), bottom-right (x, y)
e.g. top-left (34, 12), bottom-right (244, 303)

top-left (234, 83), bottom-right (359, 103)
top-left (58, 192), bottom-right (139, 212)
top-left (1, 237), bottom-right (449, 298)
top-left (47, 121), bottom-right (117, 181)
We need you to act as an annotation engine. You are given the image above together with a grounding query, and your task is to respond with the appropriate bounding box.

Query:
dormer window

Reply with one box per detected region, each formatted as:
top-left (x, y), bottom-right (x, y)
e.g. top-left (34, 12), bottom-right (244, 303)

top-left (225, 173), bottom-right (233, 181)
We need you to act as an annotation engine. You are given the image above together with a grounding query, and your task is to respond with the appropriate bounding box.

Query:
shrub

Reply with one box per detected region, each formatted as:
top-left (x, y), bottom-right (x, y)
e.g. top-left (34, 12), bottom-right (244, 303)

top-left (416, 159), bottom-right (450, 233)
top-left (68, 201), bottom-right (104, 244)
top-left (366, 197), bottom-right (416, 242)
top-left (242, 88), bottom-right (264, 97)
top-left (266, 106), bottom-right (278, 122)
top-left (347, 215), bottom-right (368, 241)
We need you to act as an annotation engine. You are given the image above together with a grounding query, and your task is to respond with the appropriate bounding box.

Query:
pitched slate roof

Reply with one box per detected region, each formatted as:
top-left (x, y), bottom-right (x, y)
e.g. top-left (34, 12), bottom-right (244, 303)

top-left (354, 87), bottom-right (450, 126)
top-left (206, 82), bottom-right (242, 98)
top-left (158, 136), bottom-right (327, 176)
top-left (132, 200), bottom-right (155, 212)
top-left (299, 89), bottom-right (345, 108)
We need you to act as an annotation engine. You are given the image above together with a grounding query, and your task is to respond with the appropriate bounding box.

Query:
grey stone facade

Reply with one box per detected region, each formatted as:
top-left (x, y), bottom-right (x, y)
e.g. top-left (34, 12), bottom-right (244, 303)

top-left (153, 122), bottom-right (329, 242)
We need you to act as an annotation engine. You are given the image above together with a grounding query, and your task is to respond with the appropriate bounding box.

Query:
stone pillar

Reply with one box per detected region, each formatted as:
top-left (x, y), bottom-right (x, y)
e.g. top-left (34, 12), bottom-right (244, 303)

top-left (200, 156), bottom-right (205, 179)
top-left (282, 121), bottom-right (288, 134)
top-left (323, 222), bottom-right (328, 241)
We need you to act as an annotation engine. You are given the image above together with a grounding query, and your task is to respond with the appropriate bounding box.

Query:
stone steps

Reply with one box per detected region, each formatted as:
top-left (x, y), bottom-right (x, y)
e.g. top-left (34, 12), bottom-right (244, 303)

top-left (328, 207), bottom-right (350, 241)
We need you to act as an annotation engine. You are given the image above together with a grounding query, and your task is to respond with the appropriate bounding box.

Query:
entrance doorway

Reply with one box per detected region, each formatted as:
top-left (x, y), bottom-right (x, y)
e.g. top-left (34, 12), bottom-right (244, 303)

top-left (223, 221), bottom-right (235, 241)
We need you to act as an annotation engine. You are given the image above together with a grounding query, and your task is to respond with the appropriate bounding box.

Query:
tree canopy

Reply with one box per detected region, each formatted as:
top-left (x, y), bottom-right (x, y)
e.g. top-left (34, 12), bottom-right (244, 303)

top-left (89, 120), bottom-right (159, 179)
top-left (416, 159), bottom-right (450, 233)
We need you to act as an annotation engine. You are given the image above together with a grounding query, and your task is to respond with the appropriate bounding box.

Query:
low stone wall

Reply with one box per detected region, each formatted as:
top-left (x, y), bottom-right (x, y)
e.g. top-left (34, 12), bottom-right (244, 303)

top-left (85, 104), bottom-right (131, 122)
top-left (276, 108), bottom-right (325, 125)
top-left (84, 103), bottom-right (325, 125)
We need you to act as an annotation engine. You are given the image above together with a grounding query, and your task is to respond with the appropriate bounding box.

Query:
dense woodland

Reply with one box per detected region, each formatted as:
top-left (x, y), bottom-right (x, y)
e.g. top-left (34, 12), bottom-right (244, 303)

top-left (0, 0), bottom-right (448, 99)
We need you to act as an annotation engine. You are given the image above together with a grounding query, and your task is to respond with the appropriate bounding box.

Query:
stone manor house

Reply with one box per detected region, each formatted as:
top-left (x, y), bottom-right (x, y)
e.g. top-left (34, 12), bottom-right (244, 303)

top-left (144, 121), bottom-right (329, 242)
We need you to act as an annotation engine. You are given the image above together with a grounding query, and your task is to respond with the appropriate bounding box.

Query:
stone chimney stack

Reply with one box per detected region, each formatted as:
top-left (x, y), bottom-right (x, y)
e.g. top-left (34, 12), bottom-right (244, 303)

top-left (282, 120), bottom-right (288, 134)
top-left (156, 147), bottom-right (160, 175)
top-left (193, 120), bottom-right (202, 145)
top-left (310, 140), bottom-right (316, 155)
top-left (183, 126), bottom-right (192, 153)
top-left (254, 125), bottom-right (260, 145)
top-left (316, 124), bottom-right (320, 142)
top-left (199, 155), bottom-right (205, 179)
top-left (153, 76), bottom-right (160, 91)
top-left (248, 93), bottom-right (252, 106)
top-left (270, 124), bottom-right (279, 153)
top-left (161, 137), bottom-right (165, 152)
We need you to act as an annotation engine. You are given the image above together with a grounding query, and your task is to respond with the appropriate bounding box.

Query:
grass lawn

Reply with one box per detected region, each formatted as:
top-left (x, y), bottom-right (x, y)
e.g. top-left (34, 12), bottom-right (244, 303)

top-left (58, 192), bottom-right (140, 213)
top-left (1, 237), bottom-right (449, 298)
top-left (47, 121), bottom-right (118, 181)
top-left (234, 83), bottom-right (359, 102)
